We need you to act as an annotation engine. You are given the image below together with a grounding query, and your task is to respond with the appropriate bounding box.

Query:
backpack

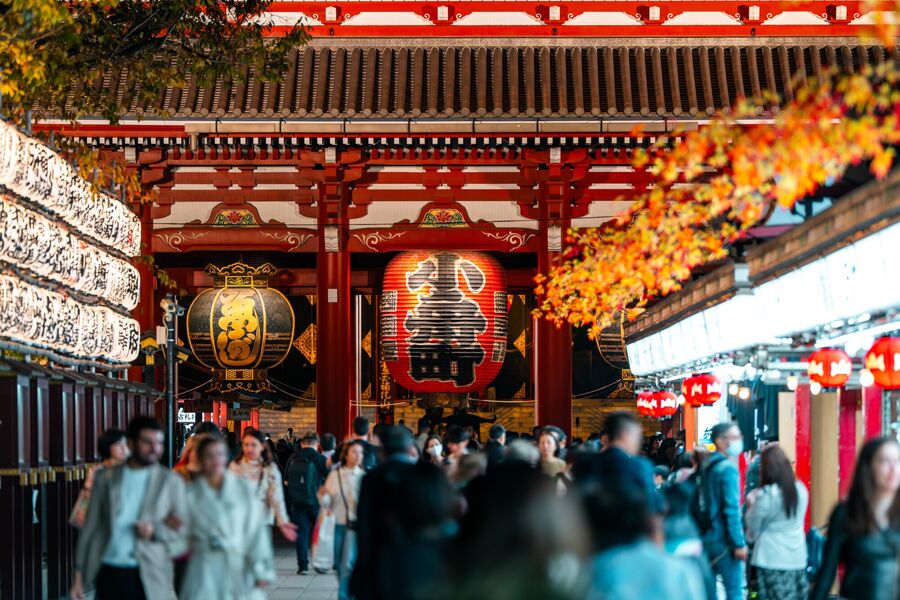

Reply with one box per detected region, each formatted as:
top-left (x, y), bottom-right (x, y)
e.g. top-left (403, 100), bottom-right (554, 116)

top-left (690, 455), bottom-right (727, 535)
top-left (287, 452), bottom-right (321, 508)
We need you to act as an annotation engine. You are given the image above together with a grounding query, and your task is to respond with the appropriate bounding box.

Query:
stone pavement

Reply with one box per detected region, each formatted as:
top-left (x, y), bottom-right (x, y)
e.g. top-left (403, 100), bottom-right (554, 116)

top-left (267, 544), bottom-right (339, 600)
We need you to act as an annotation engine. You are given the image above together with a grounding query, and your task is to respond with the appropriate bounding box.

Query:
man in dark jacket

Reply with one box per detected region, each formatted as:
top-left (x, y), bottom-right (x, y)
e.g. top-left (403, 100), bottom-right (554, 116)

top-left (576, 411), bottom-right (661, 513)
top-left (484, 424), bottom-right (507, 470)
top-left (351, 426), bottom-right (449, 600)
top-left (698, 422), bottom-right (747, 600)
top-left (285, 432), bottom-right (328, 574)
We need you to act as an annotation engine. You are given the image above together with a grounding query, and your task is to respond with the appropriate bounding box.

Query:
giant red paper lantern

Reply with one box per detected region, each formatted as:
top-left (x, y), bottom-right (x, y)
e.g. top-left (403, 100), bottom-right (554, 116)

top-left (807, 348), bottom-right (852, 387)
top-left (381, 250), bottom-right (507, 393)
top-left (683, 374), bottom-right (723, 407)
top-left (636, 391), bottom-right (657, 417)
top-left (866, 337), bottom-right (900, 389)
top-left (653, 391), bottom-right (679, 418)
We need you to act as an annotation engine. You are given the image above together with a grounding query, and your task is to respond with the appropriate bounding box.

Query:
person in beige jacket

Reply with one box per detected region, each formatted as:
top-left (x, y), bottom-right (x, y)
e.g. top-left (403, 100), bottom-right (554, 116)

top-left (70, 417), bottom-right (187, 600)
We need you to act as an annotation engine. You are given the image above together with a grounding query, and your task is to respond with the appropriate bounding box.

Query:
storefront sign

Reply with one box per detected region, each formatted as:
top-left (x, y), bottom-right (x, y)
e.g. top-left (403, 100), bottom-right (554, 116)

top-left (230, 407), bottom-right (251, 421)
top-left (177, 408), bottom-right (196, 423)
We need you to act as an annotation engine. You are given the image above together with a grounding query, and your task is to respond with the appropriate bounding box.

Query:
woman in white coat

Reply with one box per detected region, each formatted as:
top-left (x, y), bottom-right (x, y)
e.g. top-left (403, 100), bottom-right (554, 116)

top-left (744, 445), bottom-right (809, 600)
top-left (181, 435), bottom-right (276, 600)
top-left (229, 427), bottom-right (297, 542)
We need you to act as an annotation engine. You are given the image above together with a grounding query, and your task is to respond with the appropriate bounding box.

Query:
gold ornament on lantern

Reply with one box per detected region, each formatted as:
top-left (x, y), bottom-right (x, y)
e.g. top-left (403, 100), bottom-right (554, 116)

top-left (187, 262), bottom-right (294, 392)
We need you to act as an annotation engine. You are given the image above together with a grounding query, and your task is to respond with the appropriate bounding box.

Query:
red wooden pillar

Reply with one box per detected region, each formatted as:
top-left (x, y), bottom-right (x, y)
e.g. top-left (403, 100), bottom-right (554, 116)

top-left (864, 385), bottom-right (884, 439)
top-left (795, 384), bottom-right (812, 529)
top-left (130, 201), bottom-right (156, 384)
top-left (534, 210), bottom-right (572, 434)
top-left (316, 161), bottom-right (355, 439)
top-left (839, 389), bottom-right (860, 499)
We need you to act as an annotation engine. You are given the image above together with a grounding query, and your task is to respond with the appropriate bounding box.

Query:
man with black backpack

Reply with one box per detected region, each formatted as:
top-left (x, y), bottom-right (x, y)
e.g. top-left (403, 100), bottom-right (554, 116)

top-left (285, 432), bottom-right (329, 575)
top-left (692, 422), bottom-right (748, 600)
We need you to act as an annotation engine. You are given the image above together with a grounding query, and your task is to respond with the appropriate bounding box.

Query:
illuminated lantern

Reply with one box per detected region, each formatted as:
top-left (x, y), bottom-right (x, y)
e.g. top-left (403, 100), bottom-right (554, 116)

top-left (683, 374), bottom-right (723, 407)
top-left (381, 251), bottom-right (507, 393)
top-left (653, 392), bottom-right (679, 418)
top-left (187, 262), bottom-right (294, 393)
top-left (636, 391), bottom-right (657, 417)
top-left (807, 348), bottom-right (852, 387)
top-left (866, 337), bottom-right (900, 389)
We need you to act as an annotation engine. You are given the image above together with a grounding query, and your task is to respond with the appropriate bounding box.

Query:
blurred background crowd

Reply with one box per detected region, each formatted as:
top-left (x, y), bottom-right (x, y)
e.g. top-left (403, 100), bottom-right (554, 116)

top-left (69, 412), bottom-right (900, 600)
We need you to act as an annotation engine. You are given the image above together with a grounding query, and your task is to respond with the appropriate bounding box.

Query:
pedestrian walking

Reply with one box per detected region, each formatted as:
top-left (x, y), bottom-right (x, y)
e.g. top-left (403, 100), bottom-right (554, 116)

top-left (334, 416), bottom-right (380, 471)
top-left (229, 427), bottom-right (298, 542)
top-left (483, 424), bottom-right (506, 470)
top-left (69, 428), bottom-right (129, 529)
top-left (695, 423), bottom-right (747, 600)
top-left (576, 412), bottom-right (660, 511)
top-left (588, 486), bottom-right (706, 600)
top-left (744, 445), bottom-right (809, 600)
top-left (422, 435), bottom-right (444, 466)
top-left (811, 437), bottom-right (900, 600)
top-left (172, 421), bottom-right (220, 591)
top-left (443, 426), bottom-right (470, 478)
top-left (538, 428), bottom-right (567, 478)
top-left (351, 426), bottom-right (448, 600)
top-left (70, 417), bottom-right (187, 600)
top-left (319, 440), bottom-right (366, 600)
top-left (285, 432), bottom-right (329, 574)
top-left (180, 434), bottom-right (276, 600)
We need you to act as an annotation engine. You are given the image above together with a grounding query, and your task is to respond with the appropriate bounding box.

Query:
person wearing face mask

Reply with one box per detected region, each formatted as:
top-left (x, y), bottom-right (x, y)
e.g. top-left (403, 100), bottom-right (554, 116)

top-left (811, 437), bottom-right (900, 600)
top-left (423, 435), bottom-right (444, 466)
top-left (695, 422), bottom-right (748, 600)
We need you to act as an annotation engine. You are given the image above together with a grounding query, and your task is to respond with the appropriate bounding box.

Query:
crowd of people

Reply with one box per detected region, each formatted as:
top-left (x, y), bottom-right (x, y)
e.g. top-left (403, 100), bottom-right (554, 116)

top-left (67, 411), bottom-right (900, 600)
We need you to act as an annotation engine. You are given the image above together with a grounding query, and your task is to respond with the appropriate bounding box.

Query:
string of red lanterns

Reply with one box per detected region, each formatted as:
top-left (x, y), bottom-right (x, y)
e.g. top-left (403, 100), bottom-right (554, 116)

top-left (682, 373), bottom-right (722, 407)
top-left (635, 337), bottom-right (897, 418)
top-left (636, 391), bottom-right (679, 419)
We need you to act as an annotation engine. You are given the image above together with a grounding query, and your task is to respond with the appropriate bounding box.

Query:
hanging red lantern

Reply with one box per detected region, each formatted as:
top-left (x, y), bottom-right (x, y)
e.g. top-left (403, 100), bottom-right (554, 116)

top-left (682, 374), bottom-right (723, 407)
top-left (380, 250), bottom-right (507, 393)
top-left (866, 337), bottom-right (900, 389)
top-left (653, 391), bottom-right (679, 418)
top-left (636, 391), bottom-right (657, 417)
top-left (807, 348), bottom-right (852, 387)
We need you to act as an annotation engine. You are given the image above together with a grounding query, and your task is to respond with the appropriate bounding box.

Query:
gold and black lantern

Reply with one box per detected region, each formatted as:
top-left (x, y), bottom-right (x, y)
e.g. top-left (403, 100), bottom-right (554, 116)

top-left (186, 262), bottom-right (294, 392)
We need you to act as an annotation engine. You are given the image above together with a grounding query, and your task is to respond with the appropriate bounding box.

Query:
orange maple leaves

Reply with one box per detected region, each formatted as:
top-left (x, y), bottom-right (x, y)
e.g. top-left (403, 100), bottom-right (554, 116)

top-left (537, 59), bottom-right (900, 338)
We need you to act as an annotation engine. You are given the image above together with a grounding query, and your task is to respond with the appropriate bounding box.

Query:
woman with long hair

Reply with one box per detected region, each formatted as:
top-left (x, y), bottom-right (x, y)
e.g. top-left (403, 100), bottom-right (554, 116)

top-left (744, 445), bottom-right (809, 600)
top-left (69, 429), bottom-right (129, 528)
top-left (229, 427), bottom-right (297, 542)
top-left (318, 440), bottom-right (366, 600)
top-left (811, 437), bottom-right (900, 600)
top-left (181, 435), bottom-right (276, 599)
